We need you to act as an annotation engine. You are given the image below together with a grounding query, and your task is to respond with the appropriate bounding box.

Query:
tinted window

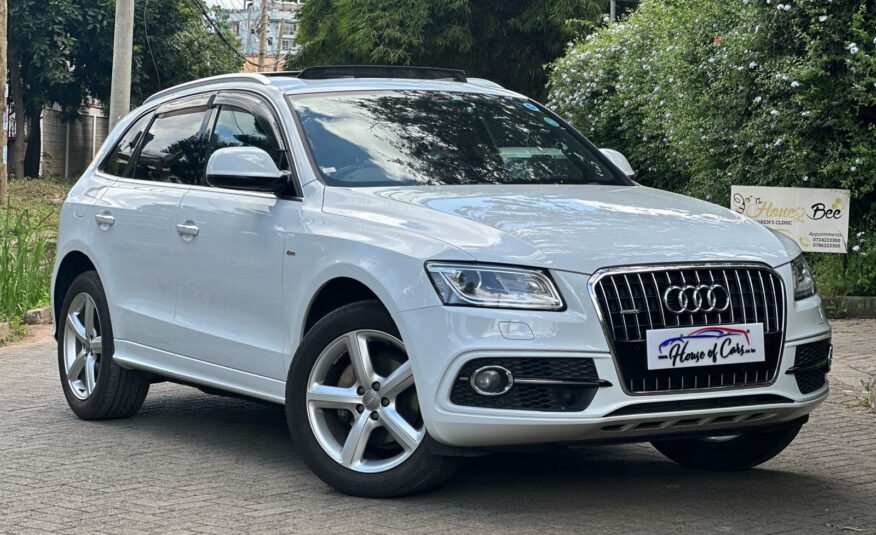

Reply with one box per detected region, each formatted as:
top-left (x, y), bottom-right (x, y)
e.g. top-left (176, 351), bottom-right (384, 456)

top-left (131, 109), bottom-right (208, 184)
top-left (101, 114), bottom-right (152, 177)
top-left (289, 91), bottom-right (625, 187)
top-left (207, 106), bottom-right (287, 170)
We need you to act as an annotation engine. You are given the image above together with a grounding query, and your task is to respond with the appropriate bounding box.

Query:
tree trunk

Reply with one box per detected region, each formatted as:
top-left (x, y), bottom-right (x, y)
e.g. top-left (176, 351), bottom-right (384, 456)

top-left (8, 48), bottom-right (25, 178)
top-left (23, 110), bottom-right (40, 178)
top-left (0, 0), bottom-right (7, 206)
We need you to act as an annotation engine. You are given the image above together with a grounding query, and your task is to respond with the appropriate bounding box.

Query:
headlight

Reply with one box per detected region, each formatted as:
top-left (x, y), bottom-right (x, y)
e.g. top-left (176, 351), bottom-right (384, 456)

top-left (426, 262), bottom-right (564, 310)
top-left (791, 255), bottom-right (816, 300)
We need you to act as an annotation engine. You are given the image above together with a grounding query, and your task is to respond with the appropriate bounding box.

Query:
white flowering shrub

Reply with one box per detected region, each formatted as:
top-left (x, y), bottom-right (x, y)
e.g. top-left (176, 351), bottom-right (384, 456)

top-left (548, 0), bottom-right (876, 295)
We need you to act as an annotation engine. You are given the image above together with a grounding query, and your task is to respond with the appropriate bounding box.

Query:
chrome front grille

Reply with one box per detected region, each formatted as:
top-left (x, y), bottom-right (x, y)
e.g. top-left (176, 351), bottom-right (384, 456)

top-left (591, 264), bottom-right (786, 394)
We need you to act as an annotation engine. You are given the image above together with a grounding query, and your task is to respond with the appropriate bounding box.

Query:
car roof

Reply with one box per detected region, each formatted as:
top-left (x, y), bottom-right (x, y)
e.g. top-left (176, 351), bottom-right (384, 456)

top-left (277, 76), bottom-right (523, 97)
top-left (142, 69), bottom-right (526, 106)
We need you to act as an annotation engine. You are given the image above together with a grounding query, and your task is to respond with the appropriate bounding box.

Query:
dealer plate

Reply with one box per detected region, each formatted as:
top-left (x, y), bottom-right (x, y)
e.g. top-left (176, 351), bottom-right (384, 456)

top-left (645, 323), bottom-right (766, 371)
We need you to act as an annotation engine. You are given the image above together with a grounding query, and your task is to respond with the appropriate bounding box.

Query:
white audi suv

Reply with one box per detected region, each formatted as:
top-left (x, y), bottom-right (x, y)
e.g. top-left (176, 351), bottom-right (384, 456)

top-left (52, 66), bottom-right (832, 497)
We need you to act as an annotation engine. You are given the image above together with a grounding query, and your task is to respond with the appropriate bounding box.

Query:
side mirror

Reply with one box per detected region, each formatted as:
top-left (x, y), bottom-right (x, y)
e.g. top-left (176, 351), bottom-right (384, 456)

top-left (206, 146), bottom-right (287, 192)
top-left (600, 148), bottom-right (635, 178)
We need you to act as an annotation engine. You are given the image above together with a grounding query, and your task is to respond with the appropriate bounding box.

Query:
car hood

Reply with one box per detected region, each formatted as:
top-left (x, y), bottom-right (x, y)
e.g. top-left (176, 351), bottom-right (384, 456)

top-left (323, 184), bottom-right (792, 274)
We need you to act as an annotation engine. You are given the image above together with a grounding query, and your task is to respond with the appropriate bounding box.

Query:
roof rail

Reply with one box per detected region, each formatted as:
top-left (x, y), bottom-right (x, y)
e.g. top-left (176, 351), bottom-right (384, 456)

top-left (298, 65), bottom-right (467, 82)
top-left (261, 71), bottom-right (302, 77)
top-left (143, 73), bottom-right (273, 105)
top-left (466, 77), bottom-right (505, 90)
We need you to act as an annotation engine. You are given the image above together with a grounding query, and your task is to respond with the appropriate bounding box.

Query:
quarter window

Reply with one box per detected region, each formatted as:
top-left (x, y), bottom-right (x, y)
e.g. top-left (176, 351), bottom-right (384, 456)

top-left (130, 109), bottom-right (208, 184)
top-left (100, 114), bottom-right (152, 177)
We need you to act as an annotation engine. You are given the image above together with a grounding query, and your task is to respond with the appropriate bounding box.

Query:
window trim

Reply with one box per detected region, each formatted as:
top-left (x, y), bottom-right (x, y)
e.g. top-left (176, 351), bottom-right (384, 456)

top-left (101, 89), bottom-right (302, 200)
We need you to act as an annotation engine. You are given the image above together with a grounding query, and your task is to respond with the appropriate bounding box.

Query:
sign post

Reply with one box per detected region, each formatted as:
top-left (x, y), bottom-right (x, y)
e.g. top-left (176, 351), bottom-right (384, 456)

top-left (730, 186), bottom-right (850, 253)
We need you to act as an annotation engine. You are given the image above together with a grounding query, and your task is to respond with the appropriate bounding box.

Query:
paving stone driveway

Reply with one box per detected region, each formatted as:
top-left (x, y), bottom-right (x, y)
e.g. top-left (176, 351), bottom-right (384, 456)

top-left (1, 322), bottom-right (874, 535)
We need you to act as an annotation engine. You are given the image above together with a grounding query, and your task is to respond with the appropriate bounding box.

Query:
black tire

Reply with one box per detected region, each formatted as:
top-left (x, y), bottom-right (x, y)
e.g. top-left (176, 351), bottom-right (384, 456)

top-left (57, 271), bottom-right (149, 420)
top-left (286, 300), bottom-right (459, 498)
top-left (651, 421), bottom-right (803, 471)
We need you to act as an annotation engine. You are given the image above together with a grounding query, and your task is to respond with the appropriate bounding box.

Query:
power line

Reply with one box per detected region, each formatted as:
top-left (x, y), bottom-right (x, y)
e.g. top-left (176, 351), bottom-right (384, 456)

top-left (187, 0), bottom-right (286, 69)
top-left (143, 0), bottom-right (162, 90)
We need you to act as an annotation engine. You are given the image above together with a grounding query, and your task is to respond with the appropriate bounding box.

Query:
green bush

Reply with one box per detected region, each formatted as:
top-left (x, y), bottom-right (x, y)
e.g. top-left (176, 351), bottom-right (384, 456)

top-left (547, 0), bottom-right (875, 295)
top-left (808, 229), bottom-right (876, 297)
top-left (0, 209), bottom-right (52, 321)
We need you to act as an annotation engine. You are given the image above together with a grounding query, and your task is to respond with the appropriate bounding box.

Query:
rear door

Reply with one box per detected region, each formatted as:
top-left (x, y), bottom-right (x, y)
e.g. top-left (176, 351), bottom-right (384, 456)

top-left (91, 94), bottom-right (212, 351)
top-left (173, 91), bottom-right (302, 379)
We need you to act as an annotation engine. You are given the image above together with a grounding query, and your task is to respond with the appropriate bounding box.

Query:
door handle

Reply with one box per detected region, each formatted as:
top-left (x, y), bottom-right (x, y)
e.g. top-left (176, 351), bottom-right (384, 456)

top-left (94, 212), bottom-right (115, 227)
top-left (176, 222), bottom-right (200, 238)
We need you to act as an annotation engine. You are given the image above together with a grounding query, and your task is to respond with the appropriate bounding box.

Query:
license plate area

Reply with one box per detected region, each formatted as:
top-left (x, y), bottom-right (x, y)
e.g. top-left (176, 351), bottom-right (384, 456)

top-left (645, 323), bottom-right (766, 371)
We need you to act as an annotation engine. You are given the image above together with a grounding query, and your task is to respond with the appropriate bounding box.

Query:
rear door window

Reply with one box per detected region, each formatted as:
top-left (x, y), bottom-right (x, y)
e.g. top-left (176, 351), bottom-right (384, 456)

top-left (130, 108), bottom-right (209, 184)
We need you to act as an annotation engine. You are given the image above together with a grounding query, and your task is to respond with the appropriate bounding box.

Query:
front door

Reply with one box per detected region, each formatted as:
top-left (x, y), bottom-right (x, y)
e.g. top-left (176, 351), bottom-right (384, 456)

top-left (173, 92), bottom-right (299, 379)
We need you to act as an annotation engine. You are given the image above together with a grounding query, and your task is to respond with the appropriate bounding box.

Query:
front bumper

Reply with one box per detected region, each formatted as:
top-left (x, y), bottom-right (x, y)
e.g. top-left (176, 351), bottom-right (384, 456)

top-left (398, 266), bottom-right (831, 448)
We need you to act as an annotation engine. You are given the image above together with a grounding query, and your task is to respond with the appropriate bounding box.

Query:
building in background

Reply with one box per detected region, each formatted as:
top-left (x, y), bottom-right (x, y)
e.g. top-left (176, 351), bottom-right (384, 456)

top-left (226, 1), bottom-right (304, 72)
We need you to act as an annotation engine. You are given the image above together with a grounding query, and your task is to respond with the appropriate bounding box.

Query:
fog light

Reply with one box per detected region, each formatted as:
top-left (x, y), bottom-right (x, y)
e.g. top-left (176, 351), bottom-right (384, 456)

top-left (470, 366), bottom-right (513, 396)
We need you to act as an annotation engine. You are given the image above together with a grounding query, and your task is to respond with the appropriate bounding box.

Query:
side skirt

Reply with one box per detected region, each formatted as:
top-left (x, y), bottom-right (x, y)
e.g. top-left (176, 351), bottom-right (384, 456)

top-left (113, 340), bottom-right (286, 405)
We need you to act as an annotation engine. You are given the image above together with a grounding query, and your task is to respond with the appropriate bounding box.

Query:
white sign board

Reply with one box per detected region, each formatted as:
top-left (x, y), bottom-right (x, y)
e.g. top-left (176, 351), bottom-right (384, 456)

top-left (730, 186), bottom-right (850, 253)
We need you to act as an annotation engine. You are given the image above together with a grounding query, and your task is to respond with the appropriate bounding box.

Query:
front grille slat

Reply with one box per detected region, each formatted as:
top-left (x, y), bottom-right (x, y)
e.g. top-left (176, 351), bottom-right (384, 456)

top-left (623, 274), bottom-right (643, 340)
top-left (769, 273), bottom-right (779, 332)
top-left (593, 265), bottom-right (785, 394)
top-left (722, 270), bottom-right (736, 323)
top-left (734, 270), bottom-right (748, 323)
top-left (651, 272), bottom-right (668, 328)
top-left (637, 273), bottom-right (654, 330)
top-left (758, 271), bottom-right (770, 332)
top-left (609, 277), bottom-right (629, 340)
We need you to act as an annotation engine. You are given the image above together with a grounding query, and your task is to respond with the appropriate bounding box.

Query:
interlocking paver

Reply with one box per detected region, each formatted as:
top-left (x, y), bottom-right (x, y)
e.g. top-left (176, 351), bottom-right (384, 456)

top-left (0, 321), bottom-right (874, 534)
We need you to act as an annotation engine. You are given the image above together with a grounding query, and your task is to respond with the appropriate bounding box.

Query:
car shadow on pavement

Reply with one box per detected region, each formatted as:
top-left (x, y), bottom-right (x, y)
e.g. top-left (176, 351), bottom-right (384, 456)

top-left (104, 383), bottom-right (854, 519)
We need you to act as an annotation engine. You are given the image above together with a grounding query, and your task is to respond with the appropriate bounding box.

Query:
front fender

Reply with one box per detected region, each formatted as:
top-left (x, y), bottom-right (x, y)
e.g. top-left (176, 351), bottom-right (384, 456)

top-left (283, 211), bottom-right (474, 373)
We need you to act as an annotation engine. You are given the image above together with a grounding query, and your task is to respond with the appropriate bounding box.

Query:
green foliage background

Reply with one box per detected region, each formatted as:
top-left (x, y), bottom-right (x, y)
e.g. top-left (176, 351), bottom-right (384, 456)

top-left (9, 0), bottom-right (243, 113)
top-left (288, 0), bottom-right (603, 99)
top-left (548, 0), bottom-right (876, 295)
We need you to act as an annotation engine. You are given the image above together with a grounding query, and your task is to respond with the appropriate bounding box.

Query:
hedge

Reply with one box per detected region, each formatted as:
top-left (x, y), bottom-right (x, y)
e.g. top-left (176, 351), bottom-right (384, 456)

top-left (547, 0), bottom-right (875, 296)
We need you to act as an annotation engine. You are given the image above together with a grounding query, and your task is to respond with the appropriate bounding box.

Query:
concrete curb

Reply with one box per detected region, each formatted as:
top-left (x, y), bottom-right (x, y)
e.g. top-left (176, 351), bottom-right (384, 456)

top-left (823, 296), bottom-right (876, 319)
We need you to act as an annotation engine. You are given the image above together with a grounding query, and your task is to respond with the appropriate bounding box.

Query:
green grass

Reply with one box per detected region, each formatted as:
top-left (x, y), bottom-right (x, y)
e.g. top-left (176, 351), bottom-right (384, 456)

top-left (6, 176), bottom-right (71, 230)
top-left (0, 176), bottom-right (73, 342)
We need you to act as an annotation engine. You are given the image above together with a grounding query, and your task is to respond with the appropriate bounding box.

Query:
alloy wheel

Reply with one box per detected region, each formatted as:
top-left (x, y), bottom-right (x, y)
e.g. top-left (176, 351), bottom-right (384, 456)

top-left (63, 293), bottom-right (103, 400)
top-left (306, 330), bottom-right (425, 473)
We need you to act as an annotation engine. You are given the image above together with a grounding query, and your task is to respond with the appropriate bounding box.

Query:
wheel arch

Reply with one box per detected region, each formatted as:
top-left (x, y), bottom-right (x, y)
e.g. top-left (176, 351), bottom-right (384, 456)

top-left (53, 250), bottom-right (99, 339)
top-left (301, 277), bottom-right (385, 339)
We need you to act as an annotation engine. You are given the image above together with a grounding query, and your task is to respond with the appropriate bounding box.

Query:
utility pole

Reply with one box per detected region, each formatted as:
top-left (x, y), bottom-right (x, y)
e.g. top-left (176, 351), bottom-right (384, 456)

top-left (275, 16), bottom-right (284, 72)
top-left (610, 0), bottom-right (617, 22)
top-left (0, 0), bottom-right (7, 206)
top-left (109, 0), bottom-right (135, 130)
top-left (257, 0), bottom-right (269, 72)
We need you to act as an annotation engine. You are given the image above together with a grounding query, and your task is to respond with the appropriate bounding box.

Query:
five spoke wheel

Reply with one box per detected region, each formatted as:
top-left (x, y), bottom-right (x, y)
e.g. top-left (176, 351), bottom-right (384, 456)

top-left (306, 330), bottom-right (424, 473)
top-left (63, 293), bottom-right (103, 400)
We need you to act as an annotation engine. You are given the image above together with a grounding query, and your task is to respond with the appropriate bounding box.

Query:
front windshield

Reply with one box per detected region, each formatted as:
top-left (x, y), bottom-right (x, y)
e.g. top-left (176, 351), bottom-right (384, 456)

top-left (288, 91), bottom-right (628, 187)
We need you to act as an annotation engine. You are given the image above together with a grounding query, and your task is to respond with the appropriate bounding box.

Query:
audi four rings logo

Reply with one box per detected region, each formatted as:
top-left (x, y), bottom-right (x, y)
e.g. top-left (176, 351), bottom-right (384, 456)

top-left (662, 284), bottom-right (731, 314)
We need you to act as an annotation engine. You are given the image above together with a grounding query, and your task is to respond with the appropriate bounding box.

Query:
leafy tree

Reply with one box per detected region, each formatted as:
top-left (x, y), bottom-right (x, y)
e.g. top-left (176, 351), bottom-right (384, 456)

top-left (7, 0), bottom-right (242, 178)
top-left (288, 0), bottom-right (604, 100)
